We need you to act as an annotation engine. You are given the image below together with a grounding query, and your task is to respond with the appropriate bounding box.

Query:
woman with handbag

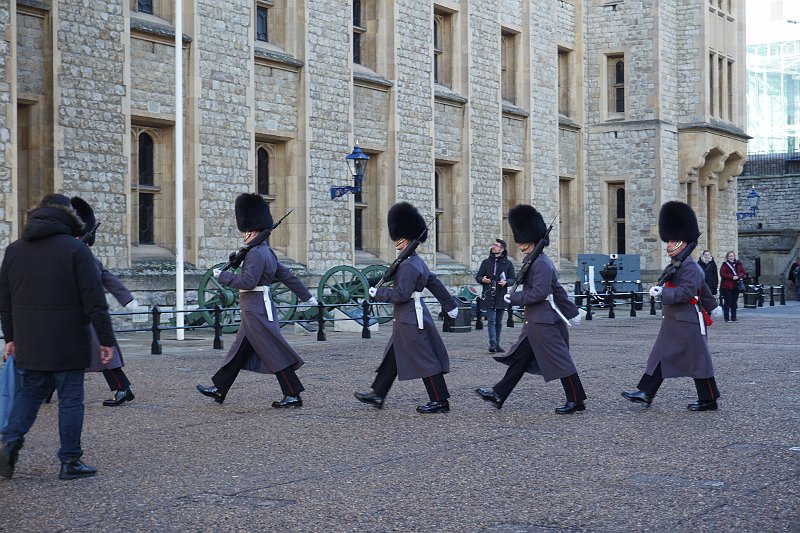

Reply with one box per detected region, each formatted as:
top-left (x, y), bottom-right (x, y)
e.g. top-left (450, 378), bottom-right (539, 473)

top-left (719, 251), bottom-right (746, 322)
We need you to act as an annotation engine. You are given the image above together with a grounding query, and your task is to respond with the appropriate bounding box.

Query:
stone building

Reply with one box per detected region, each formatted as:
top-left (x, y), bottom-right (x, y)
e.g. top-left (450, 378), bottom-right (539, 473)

top-left (1, 0), bottom-right (748, 298)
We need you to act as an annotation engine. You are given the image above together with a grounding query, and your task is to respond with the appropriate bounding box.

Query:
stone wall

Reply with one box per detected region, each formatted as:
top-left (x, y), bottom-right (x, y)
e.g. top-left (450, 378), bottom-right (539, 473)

top-left (255, 64), bottom-right (299, 134)
top-left (56, 0), bottom-right (128, 268)
top-left (16, 12), bottom-right (43, 95)
top-left (0, 2), bottom-right (11, 249)
top-left (434, 101), bottom-right (462, 161)
top-left (502, 115), bottom-right (525, 170)
top-left (354, 84), bottom-right (388, 150)
top-left (558, 127), bottom-right (578, 177)
top-left (130, 37), bottom-right (176, 117)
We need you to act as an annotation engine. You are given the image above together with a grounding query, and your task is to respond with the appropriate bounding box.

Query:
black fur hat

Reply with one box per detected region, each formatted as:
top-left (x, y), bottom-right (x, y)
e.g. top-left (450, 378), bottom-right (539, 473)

top-left (387, 202), bottom-right (427, 242)
top-left (70, 197), bottom-right (97, 246)
top-left (235, 193), bottom-right (273, 232)
top-left (38, 194), bottom-right (72, 208)
top-left (658, 201), bottom-right (700, 243)
top-left (508, 204), bottom-right (547, 245)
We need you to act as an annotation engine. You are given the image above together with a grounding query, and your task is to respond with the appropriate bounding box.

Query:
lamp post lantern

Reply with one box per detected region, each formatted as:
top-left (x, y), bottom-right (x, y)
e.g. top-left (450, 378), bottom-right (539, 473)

top-left (331, 144), bottom-right (370, 199)
top-left (736, 185), bottom-right (760, 220)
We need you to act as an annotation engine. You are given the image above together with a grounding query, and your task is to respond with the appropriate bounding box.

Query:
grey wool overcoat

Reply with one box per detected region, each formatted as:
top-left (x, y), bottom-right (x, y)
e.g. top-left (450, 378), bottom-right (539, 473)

top-left (372, 253), bottom-right (459, 381)
top-left (494, 252), bottom-right (580, 382)
top-left (217, 243), bottom-right (312, 374)
top-left (87, 256), bottom-right (135, 372)
top-left (645, 255), bottom-right (719, 379)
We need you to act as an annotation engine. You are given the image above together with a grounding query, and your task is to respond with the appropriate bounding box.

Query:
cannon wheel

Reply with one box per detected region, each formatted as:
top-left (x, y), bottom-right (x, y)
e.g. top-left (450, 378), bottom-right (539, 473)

top-left (317, 265), bottom-right (370, 319)
top-left (198, 263), bottom-right (242, 333)
top-left (198, 263), bottom-right (298, 333)
top-left (361, 265), bottom-right (394, 324)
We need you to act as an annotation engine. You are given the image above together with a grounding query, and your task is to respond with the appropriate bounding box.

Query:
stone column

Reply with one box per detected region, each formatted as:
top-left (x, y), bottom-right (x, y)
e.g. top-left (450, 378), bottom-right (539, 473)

top-left (0, 1), bottom-right (14, 249)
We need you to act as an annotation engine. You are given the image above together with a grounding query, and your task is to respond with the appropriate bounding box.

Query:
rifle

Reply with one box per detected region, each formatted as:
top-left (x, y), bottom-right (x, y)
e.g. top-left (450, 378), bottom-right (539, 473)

top-left (81, 222), bottom-right (100, 245)
top-left (372, 213), bottom-right (439, 291)
top-left (506, 212), bottom-right (558, 296)
top-left (655, 240), bottom-right (698, 287)
top-left (221, 209), bottom-right (293, 272)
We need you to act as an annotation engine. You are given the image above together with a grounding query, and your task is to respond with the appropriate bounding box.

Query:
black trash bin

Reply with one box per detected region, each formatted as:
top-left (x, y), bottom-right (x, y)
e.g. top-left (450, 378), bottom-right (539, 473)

top-left (450, 297), bottom-right (472, 333)
top-left (742, 285), bottom-right (759, 309)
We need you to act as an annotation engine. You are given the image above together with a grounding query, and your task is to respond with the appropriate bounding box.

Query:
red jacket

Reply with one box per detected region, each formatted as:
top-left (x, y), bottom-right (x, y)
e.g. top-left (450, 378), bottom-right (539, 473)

top-left (719, 260), bottom-right (746, 290)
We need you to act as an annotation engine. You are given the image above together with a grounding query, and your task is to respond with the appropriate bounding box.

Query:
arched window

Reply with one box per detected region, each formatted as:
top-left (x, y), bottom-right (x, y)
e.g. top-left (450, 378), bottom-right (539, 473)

top-left (609, 184), bottom-right (626, 254)
top-left (257, 147), bottom-right (270, 196)
top-left (138, 132), bottom-right (155, 244)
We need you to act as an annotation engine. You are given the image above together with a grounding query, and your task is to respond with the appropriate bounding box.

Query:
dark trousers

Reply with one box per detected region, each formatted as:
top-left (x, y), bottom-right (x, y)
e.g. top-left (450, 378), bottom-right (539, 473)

top-left (637, 363), bottom-right (720, 402)
top-left (492, 338), bottom-right (586, 403)
top-left (371, 346), bottom-right (450, 402)
top-left (720, 287), bottom-right (739, 321)
top-left (212, 337), bottom-right (304, 399)
top-left (1, 369), bottom-right (85, 463)
top-left (102, 367), bottom-right (131, 392)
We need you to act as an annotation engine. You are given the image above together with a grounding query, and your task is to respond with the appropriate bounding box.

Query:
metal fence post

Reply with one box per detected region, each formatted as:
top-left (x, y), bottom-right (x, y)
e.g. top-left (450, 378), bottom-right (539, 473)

top-left (607, 292), bottom-right (615, 319)
top-left (213, 304), bottom-right (224, 349)
top-left (150, 306), bottom-right (162, 355)
top-left (585, 289), bottom-right (593, 321)
top-left (316, 302), bottom-right (326, 341)
top-left (780, 285), bottom-right (786, 305)
top-left (629, 291), bottom-right (636, 317)
top-left (361, 300), bottom-right (371, 339)
top-left (769, 286), bottom-right (775, 306)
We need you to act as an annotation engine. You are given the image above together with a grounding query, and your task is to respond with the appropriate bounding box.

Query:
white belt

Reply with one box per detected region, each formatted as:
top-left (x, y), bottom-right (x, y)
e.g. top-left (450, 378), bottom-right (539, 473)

top-left (694, 303), bottom-right (706, 336)
top-left (240, 286), bottom-right (273, 322)
top-left (412, 291), bottom-right (424, 329)
top-left (546, 294), bottom-right (571, 327)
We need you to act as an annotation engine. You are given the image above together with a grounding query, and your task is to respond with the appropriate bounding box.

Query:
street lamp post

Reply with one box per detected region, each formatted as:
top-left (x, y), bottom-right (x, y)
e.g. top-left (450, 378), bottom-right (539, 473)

top-left (330, 144), bottom-right (370, 200)
top-left (736, 185), bottom-right (761, 220)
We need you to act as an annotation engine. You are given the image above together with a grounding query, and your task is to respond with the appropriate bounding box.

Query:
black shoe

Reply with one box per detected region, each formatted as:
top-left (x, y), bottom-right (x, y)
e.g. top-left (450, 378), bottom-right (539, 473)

top-left (354, 391), bottom-right (384, 409)
top-left (272, 395), bottom-right (302, 408)
top-left (102, 388), bottom-right (135, 407)
top-left (196, 384), bottom-right (224, 404)
top-left (687, 400), bottom-right (718, 411)
top-left (488, 344), bottom-right (496, 353)
top-left (621, 390), bottom-right (652, 406)
top-left (475, 387), bottom-right (504, 409)
top-left (495, 345), bottom-right (505, 353)
top-left (0, 443), bottom-right (22, 479)
top-left (416, 400), bottom-right (450, 413)
top-left (59, 458), bottom-right (97, 480)
top-left (555, 401), bottom-right (586, 414)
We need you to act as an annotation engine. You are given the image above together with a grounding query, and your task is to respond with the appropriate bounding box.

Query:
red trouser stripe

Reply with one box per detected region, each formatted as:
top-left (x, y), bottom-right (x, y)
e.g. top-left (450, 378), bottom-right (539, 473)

top-left (706, 379), bottom-right (716, 400)
top-left (108, 368), bottom-right (124, 390)
top-left (280, 369), bottom-right (295, 395)
top-left (568, 375), bottom-right (577, 402)
top-left (428, 376), bottom-right (440, 401)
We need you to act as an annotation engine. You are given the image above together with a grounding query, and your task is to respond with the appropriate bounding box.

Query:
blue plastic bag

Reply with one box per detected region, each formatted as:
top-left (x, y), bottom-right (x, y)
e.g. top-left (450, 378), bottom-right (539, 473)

top-left (0, 355), bottom-right (16, 430)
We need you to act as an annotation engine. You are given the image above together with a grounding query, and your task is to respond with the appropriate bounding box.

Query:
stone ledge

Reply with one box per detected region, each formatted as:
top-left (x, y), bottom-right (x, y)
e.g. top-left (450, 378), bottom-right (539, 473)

top-left (18, 0), bottom-right (50, 11)
top-left (353, 64), bottom-right (393, 88)
top-left (558, 115), bottom-right (581, 129)
top-left (678, 120), bottom-right (750, 140)
top-left (502, 101), bottom-right (529, 118)
top-left (254, 44), bottom-right (304, 68)
top-left (131, 14), bottom-right (192, 43)
top-left (434, 84), bottom-right (468, 105)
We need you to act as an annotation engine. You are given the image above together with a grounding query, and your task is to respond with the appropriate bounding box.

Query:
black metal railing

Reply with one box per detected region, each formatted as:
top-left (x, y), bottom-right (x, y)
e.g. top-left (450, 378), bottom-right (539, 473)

top-left (741, 150), bottom-right (800, 176)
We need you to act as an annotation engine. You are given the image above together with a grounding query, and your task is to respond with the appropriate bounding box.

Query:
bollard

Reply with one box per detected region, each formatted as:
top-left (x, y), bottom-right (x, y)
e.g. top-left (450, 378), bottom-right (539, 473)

top-left (780, 285), bottom-right (785, 305)
top-left (585, 289), bottom-right (593, 321)
top-left (607, 292), bottom-right (615, 319)
top-left (316, 302), bottom-right (326, 341)
top-left (150, 306), bottom-right (162, 355)
top-left (361, 300), bottom-right (371, 339)
top-left (757, 285), bottom-right (764, 307)
top-left (629, 291), bottom-right (636, 317)
top-left (506, 303), bottom-right (515, 327)
top-left (650, 295), bottom-right (656, 316)
top-left (769, 286), bottom-right (775, 306)
top-left (475, 301), bottom-right (483, 330)
top-left (213, 304), bottom-right (224, 350)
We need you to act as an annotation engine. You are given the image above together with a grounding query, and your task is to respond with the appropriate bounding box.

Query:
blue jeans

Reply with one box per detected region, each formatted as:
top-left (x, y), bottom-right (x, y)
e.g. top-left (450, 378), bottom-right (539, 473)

top-left (485, 308), bottom-right (505, 347)
top-left (1, 369), bottom-right (85, 463)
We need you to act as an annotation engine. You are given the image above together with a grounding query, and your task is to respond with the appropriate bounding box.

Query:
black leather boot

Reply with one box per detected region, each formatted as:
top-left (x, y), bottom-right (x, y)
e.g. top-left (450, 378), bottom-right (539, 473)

top-left (0, 442), bottom-right (22, 479)
top-left (272, 395), bottom-right (302, 408)
top-left (102, 388), bottom-right (135, 406)
top-left (196, 384), bottom-right (224, 404)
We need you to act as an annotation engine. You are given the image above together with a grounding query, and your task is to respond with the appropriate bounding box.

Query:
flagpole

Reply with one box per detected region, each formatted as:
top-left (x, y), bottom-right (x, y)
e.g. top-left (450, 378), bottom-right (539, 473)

top-left (175, 0), bottom-right (185, 340)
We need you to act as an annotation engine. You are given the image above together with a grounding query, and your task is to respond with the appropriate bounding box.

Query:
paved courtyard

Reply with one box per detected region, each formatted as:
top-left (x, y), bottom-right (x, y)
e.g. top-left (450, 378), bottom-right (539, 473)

top-left (1, 302), bottom-right (798, 532)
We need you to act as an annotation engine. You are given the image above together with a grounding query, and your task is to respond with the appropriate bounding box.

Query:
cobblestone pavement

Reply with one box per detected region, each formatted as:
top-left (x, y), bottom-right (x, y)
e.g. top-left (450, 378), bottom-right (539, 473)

top-left (1, 302), bottom-right (798, 532)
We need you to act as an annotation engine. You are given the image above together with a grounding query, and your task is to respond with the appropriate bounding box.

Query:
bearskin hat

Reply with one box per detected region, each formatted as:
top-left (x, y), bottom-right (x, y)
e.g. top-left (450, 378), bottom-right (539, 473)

top-left (387, 202), bottom-right (427, 242)
top-left (508, 204), bottom-right (548, 245)
top-left (38, 194), bottom-right (72, 208)
top-left (70, 197), bottom-right (97, 246)
top-left (235, 193), bottom-right (273, 233)
top-left (658, 201), bottom-right (700, 243)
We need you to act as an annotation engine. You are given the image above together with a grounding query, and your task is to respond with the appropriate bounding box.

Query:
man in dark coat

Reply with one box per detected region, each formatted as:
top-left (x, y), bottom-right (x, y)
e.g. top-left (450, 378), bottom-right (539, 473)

top-left (71, 197), bottom-right (139, 407)
top-left (475, 205), bottom-right (587, 414)
top-left (622, 201), bottom-right (723, 411)
top-left (698, 250), bottom-right (718, 296)
top-left (197, 193), bottom-right (317, 408)
top-left (475, 239), bottom-right (515, 353)
top-left (355, 202), bottom-right (460, 414)
top-left (0, 194), bottom-right (115, 480)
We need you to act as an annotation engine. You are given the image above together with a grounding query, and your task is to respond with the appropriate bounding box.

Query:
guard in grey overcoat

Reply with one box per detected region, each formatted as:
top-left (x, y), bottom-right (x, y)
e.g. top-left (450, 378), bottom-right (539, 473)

top-left (355, 202), bottom-right (459, 414)
top-left (197, 194), bottom-right (317, 408)
top-left (71, 197), bottom-right (139, 407)
top-left (622, 201), bottom-right (723, 411)
top-left (476, 204), bottom-right (587, 414)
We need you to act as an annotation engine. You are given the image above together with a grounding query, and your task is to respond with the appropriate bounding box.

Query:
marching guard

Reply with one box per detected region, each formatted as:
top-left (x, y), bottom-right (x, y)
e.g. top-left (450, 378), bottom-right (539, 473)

top-left (475, 204), bottom-right (587, 414)
top-left (622, 201), bottom-right (723, 411)
top-left (197, 194), bottom-right (317, 408)
top-left (355, 202), bottom-right (460, 414)
top-left (71, 197), bottom-right (139, 407)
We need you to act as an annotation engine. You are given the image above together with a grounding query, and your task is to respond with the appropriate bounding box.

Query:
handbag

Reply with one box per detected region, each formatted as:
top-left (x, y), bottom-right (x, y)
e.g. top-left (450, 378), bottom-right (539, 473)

top-left (737, 279), bottom-right (746, 292)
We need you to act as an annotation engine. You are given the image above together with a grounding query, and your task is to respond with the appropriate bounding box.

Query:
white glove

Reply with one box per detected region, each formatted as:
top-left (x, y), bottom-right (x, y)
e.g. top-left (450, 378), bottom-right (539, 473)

top-left (503, 293), bottom-right (511, 304)
top-left (124, 299), bottom-right (139, 311)
top-left (368, 287), bottom-right (378, 298)
top-left (569, 314), bottom-right (582, 326)
top-left (711, 306), bottom-right (723, 319)
top-left (447, 308), bottom-right (458, 319)
top-left (649, 286), bottom-right (663, 298)
top-left (212, 268), bottom-right (222, 278)
top-left (305, 296), bottom-right (318, 307)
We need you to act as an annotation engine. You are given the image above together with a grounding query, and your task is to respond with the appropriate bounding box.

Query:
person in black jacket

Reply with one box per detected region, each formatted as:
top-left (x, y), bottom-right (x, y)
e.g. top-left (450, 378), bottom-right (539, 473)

top-left (0, 194), bottom-right (115, 480)
top-left (475, 239), bottom-right (515, 352)
top-left (698, 250), bottom-right (718, 296)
